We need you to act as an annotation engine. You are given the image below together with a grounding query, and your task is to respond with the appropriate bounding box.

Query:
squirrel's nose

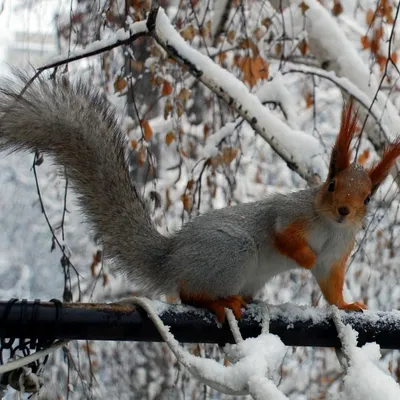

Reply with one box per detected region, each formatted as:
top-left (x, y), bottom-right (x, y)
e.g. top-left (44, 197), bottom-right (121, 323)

top-left (338, 206), bottom-right (350, 216)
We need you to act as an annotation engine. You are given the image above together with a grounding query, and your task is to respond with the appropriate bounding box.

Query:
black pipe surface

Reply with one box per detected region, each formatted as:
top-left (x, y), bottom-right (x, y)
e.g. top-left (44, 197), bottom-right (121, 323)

top-left (0, 300), bottom-right (399, 348)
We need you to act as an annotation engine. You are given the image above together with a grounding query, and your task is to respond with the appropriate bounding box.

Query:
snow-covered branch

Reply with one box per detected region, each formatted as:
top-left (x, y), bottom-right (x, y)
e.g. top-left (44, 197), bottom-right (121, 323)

top-left (147, 7), bottom-right (322, 186)
top-left (275, 0), bottom-right (400, 185)
top-left (303, 0), bottom-right (400, 140)
top-left (283, 64), bottom-right (390, 140)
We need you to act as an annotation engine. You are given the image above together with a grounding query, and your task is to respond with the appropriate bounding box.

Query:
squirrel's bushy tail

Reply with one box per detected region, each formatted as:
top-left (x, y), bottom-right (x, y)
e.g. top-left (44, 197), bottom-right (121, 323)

top-left (0, 71), bottom-right (172, 294)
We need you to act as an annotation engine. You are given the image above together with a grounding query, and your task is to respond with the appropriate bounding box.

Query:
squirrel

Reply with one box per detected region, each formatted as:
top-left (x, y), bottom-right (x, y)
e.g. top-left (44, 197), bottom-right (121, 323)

top-left (0, 71), bottom-right (399, 323)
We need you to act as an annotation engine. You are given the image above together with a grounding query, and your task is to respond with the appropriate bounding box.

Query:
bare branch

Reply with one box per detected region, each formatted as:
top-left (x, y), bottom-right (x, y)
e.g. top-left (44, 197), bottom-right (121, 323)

top-left (37, 21), bottom-right (149, 73)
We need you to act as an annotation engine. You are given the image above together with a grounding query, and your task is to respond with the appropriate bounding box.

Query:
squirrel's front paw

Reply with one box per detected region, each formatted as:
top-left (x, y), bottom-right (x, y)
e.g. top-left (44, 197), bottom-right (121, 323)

top-left (293, 246), bottom-right (316, 269)
top-left (339, 301), bottom-right (367, 311)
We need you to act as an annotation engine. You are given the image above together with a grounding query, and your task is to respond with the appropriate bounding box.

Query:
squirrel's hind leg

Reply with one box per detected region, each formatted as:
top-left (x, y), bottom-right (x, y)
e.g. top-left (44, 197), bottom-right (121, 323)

top-left (180, 290), bottom-right (247, 323)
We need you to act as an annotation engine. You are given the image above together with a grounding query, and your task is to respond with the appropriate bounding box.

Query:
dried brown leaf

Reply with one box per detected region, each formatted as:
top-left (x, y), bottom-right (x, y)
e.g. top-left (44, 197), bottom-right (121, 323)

top-left (332, 1), bottom-right (343, 16)
top-left (261, 18), bottom-right (272, 28)
top-left (165, 188), bottom-right (172, 210)
top-left (361, 35), bottom-right (370, 50)
top-left (165, 131), bottom-right (175, 145)
top-left (305, 93), bottom-right (313, 108)
top-left (130, 60), bottom-right (143, 72)
top-left (239, 38), bottom-right (259, 56)
top-left (299, 2), bottom-right (309, 14)
top-left (180, 193), bottom-right (193, 212)
top-left (366, 9), bottom-right (375, 25)
top-left (217, 51), bottom-right (227, 64)
top-left (357, 149), bottom-right (370, 165)
top-left (227, 31), bottom-right (236, 44)
top-left (176, 101), bottom-right (184, 117)
top-left (140, 120), bottom-right (153, 141)
top-left (178, 88), bottom-right (191, 101)
top-left (137, 146), bottom-right (146, 167)
top-left (222, 147), bottom-right (238, 164)
top-left (130, 139), bottom-right (138, 150)
top-left (114, 76), bottom-right (127, 93)
top-left (182, 25), bottom-right (196, 41)
top-left (298, 39), bottom-right (308, 56)
top-left (239, 56), bottom-right (269, 87)
top-left (162, 81), bottom-right (173, 96)
top-left (164, 99), bottom-right (173, 120)
top-left (211, 147), bottom-right (239, 166)
top-left (187, 180), bottom-right (194, 190)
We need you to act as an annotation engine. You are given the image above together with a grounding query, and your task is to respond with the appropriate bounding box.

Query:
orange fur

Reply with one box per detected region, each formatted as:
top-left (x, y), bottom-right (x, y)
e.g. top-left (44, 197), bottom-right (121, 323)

top-left (315, 168), bottom-right (371, 226)
top-left (274, 220), bottom-right (316, 269)
top-left (318, 242), bottom-right (366, 310)
top-left (368, 136), bottom-right (400, 193)
top-left (179, 288), bottom-right (247, 322)
top-left (329, 101), bottom-right (358, 179)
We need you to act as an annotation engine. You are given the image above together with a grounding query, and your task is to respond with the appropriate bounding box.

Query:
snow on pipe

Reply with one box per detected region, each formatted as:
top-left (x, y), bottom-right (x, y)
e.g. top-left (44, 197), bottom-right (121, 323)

top-left (0, 300), bottom-right (400, 349)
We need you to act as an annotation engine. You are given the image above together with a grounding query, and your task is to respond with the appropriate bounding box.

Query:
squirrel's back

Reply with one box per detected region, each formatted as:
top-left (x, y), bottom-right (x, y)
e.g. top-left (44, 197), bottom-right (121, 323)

top-left (168, 188), bottom-right (322, 296)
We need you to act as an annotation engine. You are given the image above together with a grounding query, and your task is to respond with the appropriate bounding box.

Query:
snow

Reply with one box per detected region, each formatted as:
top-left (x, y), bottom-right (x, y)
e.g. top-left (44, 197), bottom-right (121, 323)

top-left (256, 72), bottom-right (299, 130)
top-left (201, 122), bottom-right (237, 158)
top-left (332, 307), bottom-right (400, 400)
top-left (138, 296), bottom-right (289, 398)
top-left (340, 339), bottom-right (400, 399)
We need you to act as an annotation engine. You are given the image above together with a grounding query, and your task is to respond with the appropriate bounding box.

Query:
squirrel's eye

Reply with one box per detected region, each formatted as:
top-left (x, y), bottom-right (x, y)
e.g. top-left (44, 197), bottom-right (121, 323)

top-left (328, 181), bottom-right (335, 192)
top-left (364, 195), bottom-right (371, 205)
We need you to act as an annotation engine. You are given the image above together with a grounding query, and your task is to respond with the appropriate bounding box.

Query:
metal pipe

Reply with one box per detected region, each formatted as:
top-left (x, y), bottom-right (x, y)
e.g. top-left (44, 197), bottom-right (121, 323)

top-left (0, 300), bottom-right (399, 348)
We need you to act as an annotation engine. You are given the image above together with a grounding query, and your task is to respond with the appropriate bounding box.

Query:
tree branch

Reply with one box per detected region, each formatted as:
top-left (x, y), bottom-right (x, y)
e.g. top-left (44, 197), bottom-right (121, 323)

top-left (38, 21), bottom-right (149, 73)
top-left (147, 7), bottom-right (321, 186)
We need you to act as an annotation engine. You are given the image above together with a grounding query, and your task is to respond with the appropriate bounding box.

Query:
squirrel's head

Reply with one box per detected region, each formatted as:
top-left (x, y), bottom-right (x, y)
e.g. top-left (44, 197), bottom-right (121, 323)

top-left (315, 101), bottom-right (400, 227)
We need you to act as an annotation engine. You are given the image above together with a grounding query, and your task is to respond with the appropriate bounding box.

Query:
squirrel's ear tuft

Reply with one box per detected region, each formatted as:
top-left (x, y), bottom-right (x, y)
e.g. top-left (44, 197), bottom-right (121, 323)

top-left (328, 101), bottom-right (358, 180)
top-left (368, 137), bottom-right (400, 194)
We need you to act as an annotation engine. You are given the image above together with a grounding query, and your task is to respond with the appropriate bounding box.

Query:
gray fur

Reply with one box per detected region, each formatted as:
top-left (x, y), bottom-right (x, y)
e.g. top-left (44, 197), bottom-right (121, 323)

top-left (0, 72), bottom-right (360, 300)
top-left (168, 188), bottom-right (356, 297)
